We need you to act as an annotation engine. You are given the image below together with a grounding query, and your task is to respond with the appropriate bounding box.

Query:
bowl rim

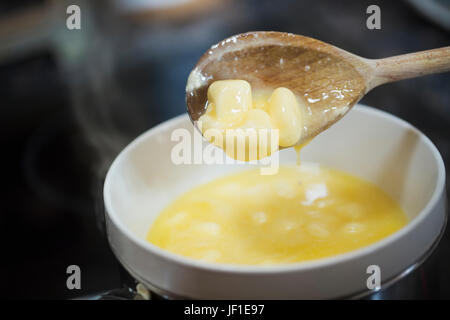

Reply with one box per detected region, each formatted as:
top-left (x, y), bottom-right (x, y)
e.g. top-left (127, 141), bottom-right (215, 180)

top-left (103, 104), bottom-right (446, 274)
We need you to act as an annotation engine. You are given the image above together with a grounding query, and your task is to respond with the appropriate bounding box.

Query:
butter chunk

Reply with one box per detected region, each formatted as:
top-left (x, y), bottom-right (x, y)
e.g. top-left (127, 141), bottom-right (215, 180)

top-left (269, 87), bottom-right (303, 147)
top-left (208, 80), bottom-right (252, 122)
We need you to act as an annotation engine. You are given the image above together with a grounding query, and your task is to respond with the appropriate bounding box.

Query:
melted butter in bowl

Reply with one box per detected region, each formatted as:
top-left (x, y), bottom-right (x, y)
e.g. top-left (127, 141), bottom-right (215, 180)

top-left (147, 165), bottom-right (408, 265)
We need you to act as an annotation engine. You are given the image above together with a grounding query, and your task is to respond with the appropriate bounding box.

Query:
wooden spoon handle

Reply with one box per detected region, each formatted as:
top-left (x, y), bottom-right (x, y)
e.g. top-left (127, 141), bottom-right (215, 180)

top-left (368, 46), bottom-right (450, 90)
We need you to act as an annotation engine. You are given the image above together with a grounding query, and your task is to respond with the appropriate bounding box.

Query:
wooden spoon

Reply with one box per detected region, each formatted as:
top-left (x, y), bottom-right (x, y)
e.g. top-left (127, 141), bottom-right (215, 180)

top-left (186, 31), bottom-right (450, 145)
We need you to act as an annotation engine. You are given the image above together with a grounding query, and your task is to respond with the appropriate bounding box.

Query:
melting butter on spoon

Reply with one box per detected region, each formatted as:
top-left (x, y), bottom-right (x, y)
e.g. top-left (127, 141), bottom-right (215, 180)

top-left (186, 31), bottom-right (450, 160)
top-left (198, 79), bottom-right (305, 161)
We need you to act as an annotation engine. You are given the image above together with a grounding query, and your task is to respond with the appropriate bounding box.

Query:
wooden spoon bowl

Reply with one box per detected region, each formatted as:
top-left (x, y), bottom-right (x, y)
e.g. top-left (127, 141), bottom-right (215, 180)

top-left (186, 31), bottom-right (450, 144)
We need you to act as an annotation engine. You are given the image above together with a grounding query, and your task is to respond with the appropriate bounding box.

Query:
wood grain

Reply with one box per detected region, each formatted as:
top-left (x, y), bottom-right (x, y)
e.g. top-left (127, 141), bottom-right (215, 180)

top-left (367, 47), bottom-right (450, 90)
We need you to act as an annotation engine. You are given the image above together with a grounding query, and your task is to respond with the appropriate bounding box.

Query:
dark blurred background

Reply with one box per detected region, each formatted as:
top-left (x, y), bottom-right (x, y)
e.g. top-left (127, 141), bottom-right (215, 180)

top-left (0, 0), bottom-right (449, 299)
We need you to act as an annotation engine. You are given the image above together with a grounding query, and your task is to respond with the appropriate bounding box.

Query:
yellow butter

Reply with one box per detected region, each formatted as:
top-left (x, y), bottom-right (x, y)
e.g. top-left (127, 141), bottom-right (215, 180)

top-left (147, 165), bottom-right (408, 265)
top-left (198, 80), bottom-right (305, 161)
top-left (207, 79), bottom-right (251, 123)
top-left (269, 87), bottom-right (303, 147)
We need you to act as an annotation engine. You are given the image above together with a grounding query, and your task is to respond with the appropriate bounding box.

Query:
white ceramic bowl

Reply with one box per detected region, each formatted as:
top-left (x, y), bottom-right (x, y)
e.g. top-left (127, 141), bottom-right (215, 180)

top-left (103, 104), bottom-right (447, 299)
